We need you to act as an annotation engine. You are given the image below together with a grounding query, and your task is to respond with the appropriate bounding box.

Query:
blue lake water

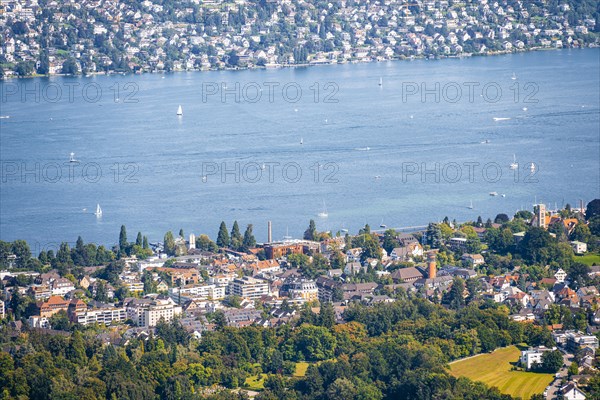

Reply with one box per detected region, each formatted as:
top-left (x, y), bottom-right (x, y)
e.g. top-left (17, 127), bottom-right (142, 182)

top-left (1, 49), bottom-right (599, 251)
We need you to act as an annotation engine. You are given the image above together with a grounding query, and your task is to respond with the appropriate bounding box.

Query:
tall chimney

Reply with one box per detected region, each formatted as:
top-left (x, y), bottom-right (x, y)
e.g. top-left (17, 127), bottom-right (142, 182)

top-left (427, 252), bottom-right (437, 279)
top-left (267, 221), bottom-right (272, 243)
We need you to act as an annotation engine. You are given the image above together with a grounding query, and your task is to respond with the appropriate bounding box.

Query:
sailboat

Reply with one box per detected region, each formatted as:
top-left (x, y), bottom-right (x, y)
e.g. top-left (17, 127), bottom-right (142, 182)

top-left (468, 200), bottom-right (474, 210)
top-left (529, 162), bottom-right (536, 172)
top-left (283, 227), bottom-right (292, 240)
top-left (300, 137), bottom-right (304, 145)
top-left (378, 77), bottom-right (383, 86)
top-left (511, 72), bottom-right (517, 80)
top-left (69, 152), bottom-right (79, 163)
top-left (176, 105), bottom-right (183, 116)
top-left (94, 204), bottom-right (102, 217)
top-left (510, 154), bottom-right (518, 170)
top-left (318, 200), bottom-right (328, 218)
top-left (379, 219), bottom-right (387, 228)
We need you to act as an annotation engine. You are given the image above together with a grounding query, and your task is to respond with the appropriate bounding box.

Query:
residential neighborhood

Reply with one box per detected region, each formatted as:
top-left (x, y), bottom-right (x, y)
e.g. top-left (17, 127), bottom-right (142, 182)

top-left (1, 199), bottom-right (600, 398)
top-left (0, 0), bottom-right (598, 76)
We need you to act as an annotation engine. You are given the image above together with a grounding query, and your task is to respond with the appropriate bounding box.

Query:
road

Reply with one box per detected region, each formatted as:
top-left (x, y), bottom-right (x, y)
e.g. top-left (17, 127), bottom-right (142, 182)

top-left (545, 350), bottom-right (572, 400)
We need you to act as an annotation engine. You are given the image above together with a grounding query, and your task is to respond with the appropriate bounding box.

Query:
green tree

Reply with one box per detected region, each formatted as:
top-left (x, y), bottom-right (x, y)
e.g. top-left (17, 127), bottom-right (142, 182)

top-left (540, 350), bottom-right (563, 373)
top-left (318, 301), bottom-right (336, 329)
top-left (447, 277), bottom-right (465, 310)
top-left (197, 234), bottom-right (218, 252)
top-left (327, 378), bottom-right (357, 400)
top-left (136, 232), bottom-right (143, 246)
top-left (304, 220), bottom-right (317, 241)
top-left (242, 224), bottom-right (256, 251)
top-left (519, 227), bottom-right (553, 264)
top-left (11, 240), bottom-right (31, 268)
top-left (426, 223), bottom-right (442, 248)
top-left (49, 310), bottom-right (71, 331)
top-left (164, 231), bottom-right (176, 256)
top-left (9, 289), bottom-right (29, 320)
top-left (119, 225), bottom-right (128, 252)
top-left (568, 361), bottom-right (578, 376)
top-left (585, 199), bottom-right (600, 220)
top-left (570, 223), bottom-right (591, 243)
top-left (231, 221), bottom-right (243, 251)
top-left (217, 222), bottom-right (230, 248)
top-left (494, 213), bottom-right (509, 224)
top-left (291, 325), bottom-right (336, 361)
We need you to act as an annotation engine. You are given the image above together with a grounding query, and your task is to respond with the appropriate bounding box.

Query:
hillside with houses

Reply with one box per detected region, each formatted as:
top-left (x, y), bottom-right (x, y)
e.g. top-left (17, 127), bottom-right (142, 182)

top-left (0, 199), bottom-right (600, 398)
top-left (0, 0), bottom-right (599, 76)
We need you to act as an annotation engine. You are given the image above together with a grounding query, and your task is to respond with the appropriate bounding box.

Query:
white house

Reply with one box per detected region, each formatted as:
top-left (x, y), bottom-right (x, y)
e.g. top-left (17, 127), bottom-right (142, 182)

top-left (570, 241), bottom-right (587, 254)
top-left (561, 382), bottom-right (586, 400)
top-left (555, 268), bottom-right (567, 283)
top-left (520, 346), bottom-right (553, 370)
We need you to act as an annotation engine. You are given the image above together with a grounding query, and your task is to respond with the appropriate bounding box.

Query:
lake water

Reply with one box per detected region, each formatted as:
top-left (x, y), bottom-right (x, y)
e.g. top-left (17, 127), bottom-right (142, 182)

top-left (1, 49), bottom-right (599, 251)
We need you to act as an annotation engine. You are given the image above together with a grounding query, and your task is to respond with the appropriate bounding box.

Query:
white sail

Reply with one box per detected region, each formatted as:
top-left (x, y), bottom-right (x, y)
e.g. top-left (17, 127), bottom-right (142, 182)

top-left (379, 77), bottom-right (383, 86)
top-left (177, 105), bottom-right (183, 115)
top-left (510, 154), bottom-right (518, 170)
top-left (95, 204), bottom-right (102, 216)
top-left (318, 200), bottom-right (328, 217)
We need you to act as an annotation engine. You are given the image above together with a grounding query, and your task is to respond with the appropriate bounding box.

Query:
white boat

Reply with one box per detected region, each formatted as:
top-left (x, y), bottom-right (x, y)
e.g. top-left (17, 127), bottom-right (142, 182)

top-left (69, 152), bottom-right (79, 163)
top-left (380, 219), bottom-right (386, 228)
top-left (378, 77), bottom-right (383, 86)
top-left (493, 117), bottom-right (511, 121)
top-left (0, 116), bottom-right (10, 119)
top-left (481, 139), bottom-right (490, 144)
top-left (176, 105), bottom-right (183, 116)
top-left (529, 162), bottom-right (536, 172)
top-left (512, 72), bottom-right (517, 80)
top-left (489, 192), bottom-right (498, 196)
top-left (510, 154), bottom-right (519, 170)
top-left (318, 200), bottom-right (328, 218)
top-left (522, 107), bottom-right (528, 111)
top-left (468, 200), bottom-right (474, 209)
top-left (300, 137), bottom-right (303, 145)
top-left (501, 194), bottom-right (506, 198)
top-left (94, 204), bottom-right (102, 217)
top-left (261, 163), bottom-right (266, 170)
top-left (374, 175), bottom-right (381, 180)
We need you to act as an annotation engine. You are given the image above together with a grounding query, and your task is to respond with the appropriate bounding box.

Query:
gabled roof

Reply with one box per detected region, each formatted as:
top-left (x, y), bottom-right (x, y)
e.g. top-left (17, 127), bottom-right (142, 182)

top-left (390, 267), bottom-right (424, 281)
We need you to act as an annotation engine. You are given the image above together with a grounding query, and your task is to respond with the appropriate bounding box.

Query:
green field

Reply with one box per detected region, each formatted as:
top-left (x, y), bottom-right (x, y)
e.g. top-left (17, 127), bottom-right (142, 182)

top-left (575, 253), bottom-right (600, 266)
top-left (449, 346), bottom-right (553, 400)
top-left (244, 362), bottom-right (311, 389)
top-left (244, 374), bottom-right (265, 390)
top-left (294, 362), bottom-right (310, 377)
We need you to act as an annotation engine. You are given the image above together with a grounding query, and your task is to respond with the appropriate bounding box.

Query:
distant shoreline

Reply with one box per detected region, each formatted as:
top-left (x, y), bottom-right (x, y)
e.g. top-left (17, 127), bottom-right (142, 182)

top-left (1, 45), bottom-right (598, 81)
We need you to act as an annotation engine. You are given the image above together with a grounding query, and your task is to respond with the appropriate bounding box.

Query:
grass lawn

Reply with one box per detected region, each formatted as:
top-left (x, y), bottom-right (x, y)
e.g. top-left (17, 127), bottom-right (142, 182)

top-left (448, 346), bottom-right (553, 400)
top-left (294, 362), bottom-right (310, 377)
top-left (575, 253), bottom-right (600, 266)
top-left (244, 374), bottom-right (265, 390)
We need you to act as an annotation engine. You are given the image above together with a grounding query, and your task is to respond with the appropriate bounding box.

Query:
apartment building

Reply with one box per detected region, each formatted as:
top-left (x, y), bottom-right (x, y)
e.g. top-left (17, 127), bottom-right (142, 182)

top-left (229, 276), bottom-right (269, 300)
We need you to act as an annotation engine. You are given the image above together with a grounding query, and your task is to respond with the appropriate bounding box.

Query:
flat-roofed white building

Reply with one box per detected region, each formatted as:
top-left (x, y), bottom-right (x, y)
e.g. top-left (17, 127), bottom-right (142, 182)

top-left (229, 276), bottom-right (269, 300)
